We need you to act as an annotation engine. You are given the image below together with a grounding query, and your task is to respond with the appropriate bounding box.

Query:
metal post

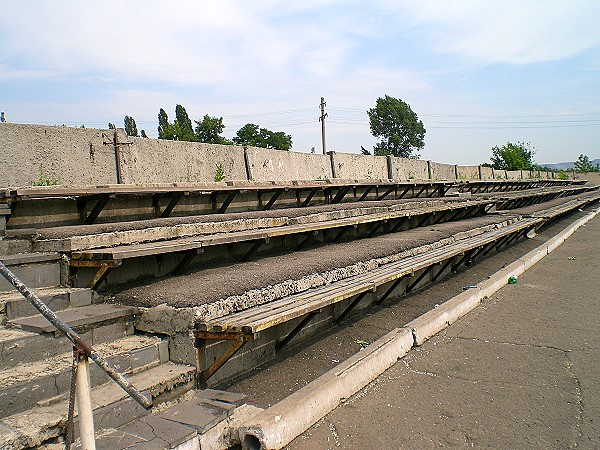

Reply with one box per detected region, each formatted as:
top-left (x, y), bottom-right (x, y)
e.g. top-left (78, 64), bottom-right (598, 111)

top-left (319, 97), bottom-right (327, 155)
top-left (76, 354), bottom-right (96, 450)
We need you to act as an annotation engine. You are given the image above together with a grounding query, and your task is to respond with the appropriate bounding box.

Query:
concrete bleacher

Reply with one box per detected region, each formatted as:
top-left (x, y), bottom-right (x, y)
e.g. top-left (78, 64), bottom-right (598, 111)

top-left (0, 176), bottom-right (599, 448)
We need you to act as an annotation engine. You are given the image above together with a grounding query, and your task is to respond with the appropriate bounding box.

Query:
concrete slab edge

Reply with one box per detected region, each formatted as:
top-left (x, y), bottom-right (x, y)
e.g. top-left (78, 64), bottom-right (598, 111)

top-left (236, 208), bottom-right (598, 450)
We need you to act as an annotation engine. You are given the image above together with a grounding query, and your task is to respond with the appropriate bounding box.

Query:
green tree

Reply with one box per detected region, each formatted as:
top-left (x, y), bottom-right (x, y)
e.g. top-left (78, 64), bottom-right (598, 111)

top-left (140, 130), bottom-right (148, 138)
top-left (158, 105), bottom-right (195, 141)
top-left (573, 154), bottom-right (599, 172)
top-left (233, 123), bottom-right (292, 150)
top-left (490, 141), bottom-right (535, 170)
top-left (158, 108), bottom-right (172, 139)
top-left (124, 115), bottom-right (139, 137)
top-left (194, 115), bottom-right (231, 144)
top-left (108, 122), bottom-right (116, 130)
top-left (174, 104), bottom-right (195, 141)
top-left (367, 95), bottom-right (425, 158)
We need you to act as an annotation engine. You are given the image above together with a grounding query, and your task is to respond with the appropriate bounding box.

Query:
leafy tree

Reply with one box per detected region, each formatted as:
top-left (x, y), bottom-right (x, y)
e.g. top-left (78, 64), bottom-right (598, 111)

top-left (194, 115), bottom-right (231, 144)
top-left (573, 154), bottom-right (599, 172)
top-left (158, 108), bottom-right (171, 139)
top-left (140, 130), bottom-right (148, 138)
top-left (490, 141), bottom-right (535, 170)
top-left (108, 122), bottom-right (116, 130)
top-left (174, 104), bottom-right (195, 141)
top-left (367, 95), bottom-right (425, 158)
top-left (124, 115), bottom-right (139, 137)
top-left (233, 123), bottom-right (292, 150)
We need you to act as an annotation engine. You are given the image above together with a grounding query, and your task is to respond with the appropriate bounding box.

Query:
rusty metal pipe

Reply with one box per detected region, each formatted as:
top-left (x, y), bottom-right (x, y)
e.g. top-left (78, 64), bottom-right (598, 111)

top-left (0, 261), bottom-right (152, 410)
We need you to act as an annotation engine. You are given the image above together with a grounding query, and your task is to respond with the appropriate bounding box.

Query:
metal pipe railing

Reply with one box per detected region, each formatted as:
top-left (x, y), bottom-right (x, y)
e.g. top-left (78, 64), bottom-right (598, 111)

top-left (0, 261), bottom-right (152, 410)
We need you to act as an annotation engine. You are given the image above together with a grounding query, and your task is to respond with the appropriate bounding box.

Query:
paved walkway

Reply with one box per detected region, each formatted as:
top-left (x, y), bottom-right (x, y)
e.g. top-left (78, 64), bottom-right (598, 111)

top-left (288, 214), bottom-right (600, 449)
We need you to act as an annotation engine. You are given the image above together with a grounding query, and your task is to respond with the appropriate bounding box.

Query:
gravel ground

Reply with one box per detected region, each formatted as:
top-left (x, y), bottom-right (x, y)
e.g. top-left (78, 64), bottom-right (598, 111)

top-left (113, 214), bottom-right (517, 308)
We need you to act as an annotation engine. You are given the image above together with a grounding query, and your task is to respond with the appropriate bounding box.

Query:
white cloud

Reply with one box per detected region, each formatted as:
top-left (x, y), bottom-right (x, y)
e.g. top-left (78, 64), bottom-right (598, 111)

top-left (394, 0), bottom-right (600, 65)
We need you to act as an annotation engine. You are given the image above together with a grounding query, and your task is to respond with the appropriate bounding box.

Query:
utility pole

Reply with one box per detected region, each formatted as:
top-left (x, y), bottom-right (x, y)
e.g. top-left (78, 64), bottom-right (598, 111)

top-left (319, 97), bottom-right (327, 155)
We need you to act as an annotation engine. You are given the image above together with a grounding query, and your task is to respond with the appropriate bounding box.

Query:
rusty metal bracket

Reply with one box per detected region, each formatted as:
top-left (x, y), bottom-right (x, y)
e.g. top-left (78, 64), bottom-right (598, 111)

top-left (194, 330), bottom-right (253, 388)
top-left (70, 259), bottom-right (122, 290)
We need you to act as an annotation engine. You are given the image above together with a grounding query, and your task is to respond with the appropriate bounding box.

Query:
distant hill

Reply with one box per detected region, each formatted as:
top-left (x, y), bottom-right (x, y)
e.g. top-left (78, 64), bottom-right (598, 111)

top-left (541, 158), bottom-right (600, 170)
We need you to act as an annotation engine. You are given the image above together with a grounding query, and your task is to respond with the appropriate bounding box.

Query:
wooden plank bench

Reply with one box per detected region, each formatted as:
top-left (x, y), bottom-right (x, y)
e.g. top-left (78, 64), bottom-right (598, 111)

top-left (1, 180), bottom-right (456, 226)
top-left (193, 217), bottom-right (544, 386)
top-left (69, 200), bottom-right (490, 288)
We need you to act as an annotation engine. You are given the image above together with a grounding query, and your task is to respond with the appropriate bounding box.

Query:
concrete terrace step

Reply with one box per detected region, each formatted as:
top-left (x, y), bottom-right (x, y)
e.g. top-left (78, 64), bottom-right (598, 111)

top-left (0, 252), bottom-right (61, 292)
top-left (0, 286), bottom-right (93, 320)
top-left (7, 303), bottom-right (137, 333)
top-left (77, 389), bottom-right (253, 450)
top-left (30, 198), bottom-right (458, 252)
top-left (0, 335), bottom-right (168, 419)
top-left (0, 362), bottom-right (196, 450)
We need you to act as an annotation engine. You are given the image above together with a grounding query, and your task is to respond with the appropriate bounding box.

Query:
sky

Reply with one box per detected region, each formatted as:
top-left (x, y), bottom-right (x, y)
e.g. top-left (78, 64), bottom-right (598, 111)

top-left (1, 1), bottom-right (599, 165)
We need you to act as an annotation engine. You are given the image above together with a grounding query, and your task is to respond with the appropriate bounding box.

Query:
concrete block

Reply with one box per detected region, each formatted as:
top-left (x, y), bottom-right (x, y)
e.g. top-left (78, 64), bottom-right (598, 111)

top-left (68, 288), bottom-right (92, 308)
top-left (331, 153), bottom-right (388, 180)
top-left (0, 258), bottom-right (61, 292)
top-left (456, 165), bottom-right (480, 181)
top-left (157, 396), bottom-right (232, 434)
top-left (245, 147), bottom-right (332, 182)
top-left (75, 395), bottom-right (150, 437)
top-left (0, 376), bottom-right (60, 419)
top-left (390, 157), bottom-right (429, 180)
top-left (429, 162), bottom-right (456, 180)
top-left (0, 123), bottom-right (119, 187)
top-left (121, 415), bottom-right (197, 448)
top-left (0, 330), bottom-right (71, 370)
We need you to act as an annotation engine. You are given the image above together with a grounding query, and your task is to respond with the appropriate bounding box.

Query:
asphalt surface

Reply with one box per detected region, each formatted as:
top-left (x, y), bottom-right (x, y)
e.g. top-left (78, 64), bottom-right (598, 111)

top-left (283, 210), bottom-right (600, 449)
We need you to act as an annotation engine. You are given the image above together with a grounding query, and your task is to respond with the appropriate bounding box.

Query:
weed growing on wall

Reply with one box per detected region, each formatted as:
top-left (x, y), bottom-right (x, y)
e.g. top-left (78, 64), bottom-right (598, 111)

top-left (31, 164), bottom-right (60, 186)
top-left (214, 164), bottom-right (226, 182)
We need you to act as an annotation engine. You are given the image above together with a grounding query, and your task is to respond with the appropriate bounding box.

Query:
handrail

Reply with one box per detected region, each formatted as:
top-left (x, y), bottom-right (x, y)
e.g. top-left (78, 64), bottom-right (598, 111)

top-left (0, 261), bottom-right (152, 410)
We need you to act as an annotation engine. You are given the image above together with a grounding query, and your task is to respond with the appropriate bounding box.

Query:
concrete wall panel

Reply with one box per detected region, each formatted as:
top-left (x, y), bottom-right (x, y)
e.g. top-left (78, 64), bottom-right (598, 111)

top-left (506, 170), bottom-right (522, 179)
top-left (457, 165), bottom-right (480, 180)
top-left (245, 147), bottom-right (332, 181)
top-left (331, 153), bottom-right (388, 180)
top-left (119, 138), bottom-right (247, 183)
top-left (390, 157), bottom-right (429, 180)
top-left (429, 162), bottom-right (456, 180)
top-left (0, 123), bottom-right (118, 187)
top-left (480, 166), bottom-right (494, 180)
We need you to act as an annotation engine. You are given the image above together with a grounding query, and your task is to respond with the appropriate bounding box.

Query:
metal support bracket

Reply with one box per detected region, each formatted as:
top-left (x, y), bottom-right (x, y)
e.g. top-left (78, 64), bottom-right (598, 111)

top-left (194, 330), bottom-right (254, 388)
top-left (70, 259), bottom-right (122, 290)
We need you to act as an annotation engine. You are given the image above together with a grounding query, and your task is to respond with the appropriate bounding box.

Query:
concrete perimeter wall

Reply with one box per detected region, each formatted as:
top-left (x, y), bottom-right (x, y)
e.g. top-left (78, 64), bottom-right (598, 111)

top-left (120, 137), bottom-right (247, 184)
top-left (1, 123), bottom-right (582, 187)
top-left (480, 166), bottom-right (494, 180)
top-left (0, 123), bottom-right (119, 186)
top-left (390, 157), bottom-right (429, 180)
top-left (246, 147), bottom-right (332, 181)
top-left (429, 162), bottom-right (455, 180)
top-left (457, 165), bottom-right (479, 180)
top-left (331, 153), bottom-right (388, 179)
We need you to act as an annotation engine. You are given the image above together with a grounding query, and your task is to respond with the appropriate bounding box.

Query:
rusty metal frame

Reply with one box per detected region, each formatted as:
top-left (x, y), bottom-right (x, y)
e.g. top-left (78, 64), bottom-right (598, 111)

top-left (69, 259), bottom-right (122, 289)
top-left (194, 330), bottom-right (254, 388)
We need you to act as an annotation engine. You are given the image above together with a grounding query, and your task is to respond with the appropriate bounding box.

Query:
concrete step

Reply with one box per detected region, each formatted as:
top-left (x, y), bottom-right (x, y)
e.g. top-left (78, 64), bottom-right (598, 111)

top-left (0, 335), bottom-right (168, 419)
top-left (0, 362), bottom-right (196, 450)
top-left (0, 286), bottom-right (94, 321)
top-left (0, 305), bottom-right (136, 370)
top-left (0, 237), bottom-right (32, 255)
top-left (0, 252), bottom-right (62, 292)
top-left (7, 303), bottom-right (137, 334)
top-left (76, 389), bottom-right (256, 450)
